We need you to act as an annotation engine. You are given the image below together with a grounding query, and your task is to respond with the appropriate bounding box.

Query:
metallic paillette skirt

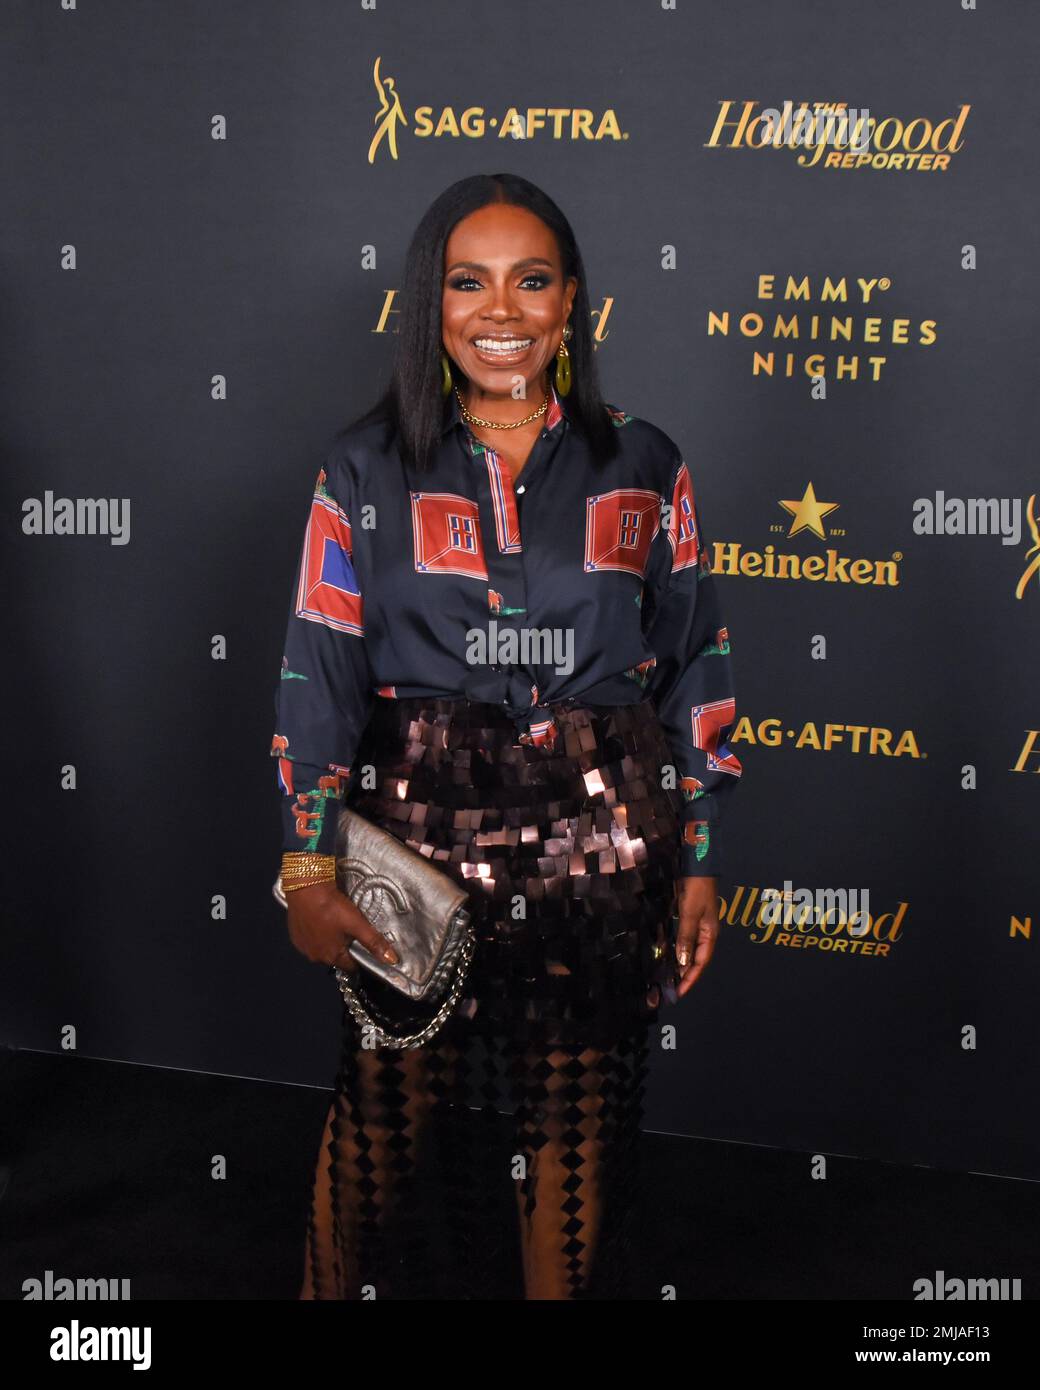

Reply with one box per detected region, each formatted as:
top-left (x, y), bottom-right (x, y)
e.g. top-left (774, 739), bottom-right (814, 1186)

top-left (301, 696), bottom-right (684, 1300)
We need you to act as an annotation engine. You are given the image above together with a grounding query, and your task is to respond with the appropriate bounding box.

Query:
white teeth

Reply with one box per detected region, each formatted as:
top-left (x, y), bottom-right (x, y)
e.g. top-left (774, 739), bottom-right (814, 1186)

top-left (474, 338), bottom-right (533, 352)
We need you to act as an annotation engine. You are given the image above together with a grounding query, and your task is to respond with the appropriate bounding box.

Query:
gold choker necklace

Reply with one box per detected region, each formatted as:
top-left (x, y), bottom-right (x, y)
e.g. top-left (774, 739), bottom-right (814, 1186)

top-left (455, 385), bottom-right (549, 430)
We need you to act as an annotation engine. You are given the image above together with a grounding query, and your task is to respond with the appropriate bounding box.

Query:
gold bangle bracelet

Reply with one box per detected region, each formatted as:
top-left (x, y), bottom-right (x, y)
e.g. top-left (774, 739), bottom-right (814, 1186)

top-left (282, 876), bottom-right (336, 893)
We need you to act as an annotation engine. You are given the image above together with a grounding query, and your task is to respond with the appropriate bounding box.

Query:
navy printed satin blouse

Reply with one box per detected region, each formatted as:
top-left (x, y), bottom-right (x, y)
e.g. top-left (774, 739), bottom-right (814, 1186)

top-left (270, 380), bottom-right (742, 877)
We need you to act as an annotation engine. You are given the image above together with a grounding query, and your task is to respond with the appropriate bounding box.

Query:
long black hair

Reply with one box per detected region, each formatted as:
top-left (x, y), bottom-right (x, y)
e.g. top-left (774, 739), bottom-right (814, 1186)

top-left (342, 172), bottom-right (620, 472)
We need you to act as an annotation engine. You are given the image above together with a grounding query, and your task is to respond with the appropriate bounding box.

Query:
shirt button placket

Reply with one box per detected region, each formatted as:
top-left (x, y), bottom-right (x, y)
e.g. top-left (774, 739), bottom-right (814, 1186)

top-left (470, 438), bottom-right (532, 719)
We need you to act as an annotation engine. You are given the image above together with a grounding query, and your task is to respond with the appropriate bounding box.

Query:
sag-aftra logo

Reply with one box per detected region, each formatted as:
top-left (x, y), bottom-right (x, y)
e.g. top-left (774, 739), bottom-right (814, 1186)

top-left (367, 56), bottom-right (625, 163)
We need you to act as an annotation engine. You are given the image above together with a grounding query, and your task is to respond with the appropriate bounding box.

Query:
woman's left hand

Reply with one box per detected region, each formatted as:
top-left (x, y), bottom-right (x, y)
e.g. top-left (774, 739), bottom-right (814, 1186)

top-left (674, 876), bottom-right (721, 998)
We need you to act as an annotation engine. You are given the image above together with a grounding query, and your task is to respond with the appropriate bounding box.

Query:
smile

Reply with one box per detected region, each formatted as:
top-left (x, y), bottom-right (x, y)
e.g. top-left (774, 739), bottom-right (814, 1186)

top-left (472, 337), bottom-right (534, 357)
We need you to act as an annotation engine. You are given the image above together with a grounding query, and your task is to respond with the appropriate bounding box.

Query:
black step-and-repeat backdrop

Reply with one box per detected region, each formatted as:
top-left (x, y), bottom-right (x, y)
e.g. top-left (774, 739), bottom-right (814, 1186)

top-left (4, 0), bottom-right (1038, 1179)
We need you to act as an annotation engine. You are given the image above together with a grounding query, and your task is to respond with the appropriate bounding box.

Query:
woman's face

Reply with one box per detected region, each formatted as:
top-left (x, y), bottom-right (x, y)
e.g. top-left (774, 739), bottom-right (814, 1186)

top-left (441, 202), bottom-right (577, 400)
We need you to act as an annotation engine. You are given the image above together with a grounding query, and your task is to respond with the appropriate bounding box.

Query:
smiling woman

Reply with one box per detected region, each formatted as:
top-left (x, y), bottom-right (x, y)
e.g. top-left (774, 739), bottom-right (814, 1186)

top-left (440, 202), bottom-right (578, 485)
top-left (271, 172), bottom-right (742, 1300)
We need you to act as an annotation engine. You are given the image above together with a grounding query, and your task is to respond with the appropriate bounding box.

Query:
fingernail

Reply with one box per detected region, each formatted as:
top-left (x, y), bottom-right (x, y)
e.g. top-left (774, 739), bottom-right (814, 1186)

top-left (383, 945), bottom-right (399, 964)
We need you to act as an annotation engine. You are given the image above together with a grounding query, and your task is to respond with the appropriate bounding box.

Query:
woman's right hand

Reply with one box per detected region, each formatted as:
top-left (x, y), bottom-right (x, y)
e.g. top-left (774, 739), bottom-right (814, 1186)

top-left (285, 881), bottom-right (400, 972)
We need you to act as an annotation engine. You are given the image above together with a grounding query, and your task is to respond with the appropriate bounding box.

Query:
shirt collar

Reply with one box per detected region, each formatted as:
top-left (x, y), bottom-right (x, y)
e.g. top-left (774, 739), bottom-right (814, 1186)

top-left (440, 377), bottom-right (570, 441)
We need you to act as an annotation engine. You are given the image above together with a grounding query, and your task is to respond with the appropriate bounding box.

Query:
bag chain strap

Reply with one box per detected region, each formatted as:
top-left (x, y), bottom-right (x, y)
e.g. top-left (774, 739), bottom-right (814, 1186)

top-left (333, 922), bottom-right (477, 1049)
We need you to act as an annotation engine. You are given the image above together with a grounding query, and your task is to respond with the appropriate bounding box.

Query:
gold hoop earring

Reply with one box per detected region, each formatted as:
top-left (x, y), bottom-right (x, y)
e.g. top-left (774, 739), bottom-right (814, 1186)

top-left (554, 323), bottom-right (573, 397)
top-left (440, 351), bottom-right (453, 398)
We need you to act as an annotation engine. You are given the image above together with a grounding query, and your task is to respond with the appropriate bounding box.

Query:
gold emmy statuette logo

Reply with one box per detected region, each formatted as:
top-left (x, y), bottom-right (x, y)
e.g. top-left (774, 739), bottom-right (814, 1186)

top-left (369, 56), bottom-right (408, 164)
top-left (779, 482), bottom-right (840, 538)
top-left (1015, 493), bottom-right (1039, 600)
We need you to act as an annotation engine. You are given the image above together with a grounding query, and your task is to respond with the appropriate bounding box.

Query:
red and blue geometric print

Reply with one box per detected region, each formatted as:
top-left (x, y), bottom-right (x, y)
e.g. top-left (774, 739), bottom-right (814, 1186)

top-left (410, 463), bottom-right (698, 587)
top-left (298, 466), bottom-right (699, 608)
top-left (295, 486), bottom-right (364, 636)
top-left (410, 447), bottom-right (520, 578)
top-left (581, 463), bottom-right (698, 579)
top-left (411, 492), bottom-right (489, 580)
top-left (667, 460), bottom-right (700, 572)
top-left (691, 697), bottom-right (742, 776)
top-left (583, 488), bottom-right (661, 577)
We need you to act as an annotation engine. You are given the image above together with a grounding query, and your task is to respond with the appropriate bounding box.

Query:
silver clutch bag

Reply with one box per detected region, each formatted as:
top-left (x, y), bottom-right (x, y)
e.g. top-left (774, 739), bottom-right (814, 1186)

top-left (273, 805), bottom-right (475, 1049)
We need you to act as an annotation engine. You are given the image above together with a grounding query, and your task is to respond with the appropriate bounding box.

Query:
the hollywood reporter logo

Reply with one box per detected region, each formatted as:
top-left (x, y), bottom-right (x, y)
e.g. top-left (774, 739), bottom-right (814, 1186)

top-left (706, 100), bottom-right (971, 172)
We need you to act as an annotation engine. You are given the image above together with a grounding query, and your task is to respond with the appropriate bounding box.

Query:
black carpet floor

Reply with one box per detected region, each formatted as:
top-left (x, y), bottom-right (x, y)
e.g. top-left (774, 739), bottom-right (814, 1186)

top-left (2, 1045), bottom-right (1037, 1301)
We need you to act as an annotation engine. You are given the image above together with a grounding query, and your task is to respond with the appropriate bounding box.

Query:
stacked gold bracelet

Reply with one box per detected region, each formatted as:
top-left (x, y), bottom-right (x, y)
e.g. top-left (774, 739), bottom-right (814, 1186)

top-left (281, 852), bottom-right (337, 892)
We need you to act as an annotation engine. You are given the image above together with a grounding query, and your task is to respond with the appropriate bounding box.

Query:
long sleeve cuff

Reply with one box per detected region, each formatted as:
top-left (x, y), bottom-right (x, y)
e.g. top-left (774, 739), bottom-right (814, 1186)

top-left (677, 800), bottom-right (724, 878)
top-left (679, 840), bottom-right (719, 877)
top-left (277, 760), bottom-right (348, 856)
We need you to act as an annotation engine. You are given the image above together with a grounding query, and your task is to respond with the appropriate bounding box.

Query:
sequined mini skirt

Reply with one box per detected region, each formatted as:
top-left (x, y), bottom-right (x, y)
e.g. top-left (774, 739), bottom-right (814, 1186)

top-left (344, 694), bottom-right (683, 1050)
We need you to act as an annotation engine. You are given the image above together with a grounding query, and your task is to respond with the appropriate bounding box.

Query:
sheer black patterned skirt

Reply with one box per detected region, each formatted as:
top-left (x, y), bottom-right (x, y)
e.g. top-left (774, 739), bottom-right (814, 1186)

top-left (299, 695), bottom-right (683, 1300)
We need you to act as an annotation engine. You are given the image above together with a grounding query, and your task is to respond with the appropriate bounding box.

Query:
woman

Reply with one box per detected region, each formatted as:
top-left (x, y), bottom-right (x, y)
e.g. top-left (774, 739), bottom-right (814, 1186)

top-left (270, 173), bottom-right (742, 1300)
